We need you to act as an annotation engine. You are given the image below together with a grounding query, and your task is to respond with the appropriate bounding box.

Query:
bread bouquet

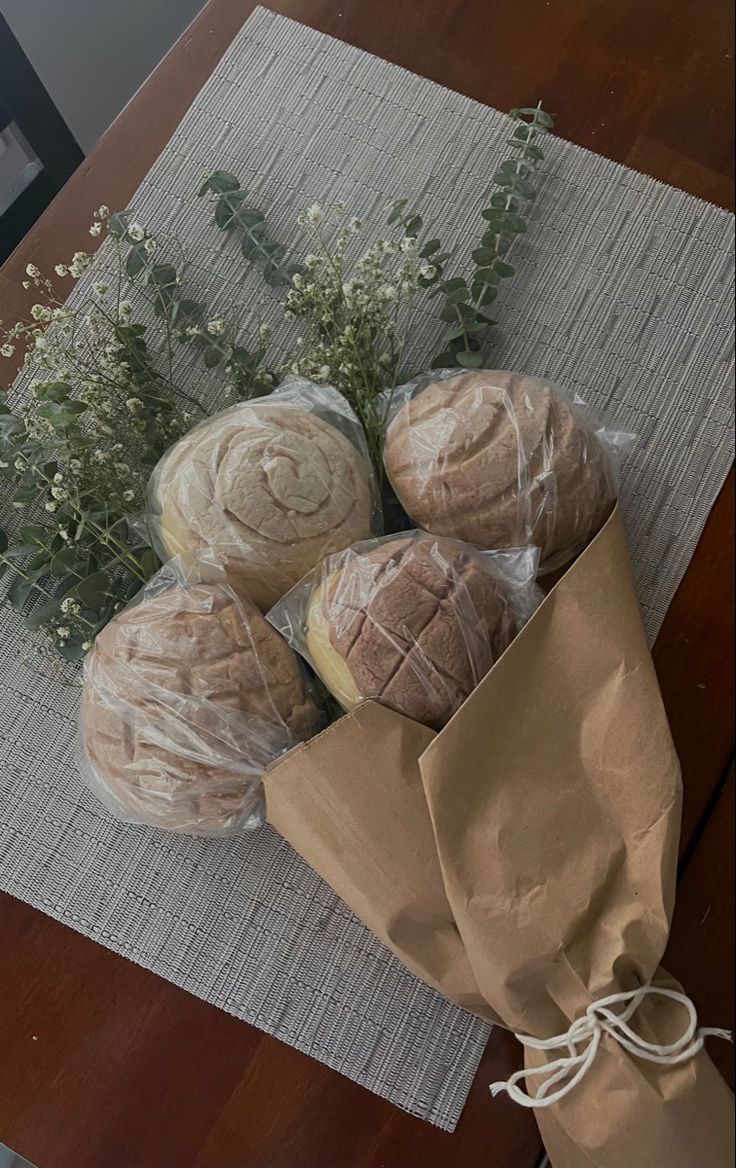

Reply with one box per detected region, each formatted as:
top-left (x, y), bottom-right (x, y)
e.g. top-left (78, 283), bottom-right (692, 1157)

top-left (76, 368), bottom-right (733, 1166)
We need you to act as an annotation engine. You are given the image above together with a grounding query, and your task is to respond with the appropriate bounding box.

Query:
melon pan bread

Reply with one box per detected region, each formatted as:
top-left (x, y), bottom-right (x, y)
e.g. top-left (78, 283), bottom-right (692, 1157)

top-left (303, 534), bottom-right (520, 731)
top-left (384, 370), bottom-right (617, 569)
top-left (151, 395), bottom-right (375, 610)
top-left (80, 580), bottom-right (321, 836)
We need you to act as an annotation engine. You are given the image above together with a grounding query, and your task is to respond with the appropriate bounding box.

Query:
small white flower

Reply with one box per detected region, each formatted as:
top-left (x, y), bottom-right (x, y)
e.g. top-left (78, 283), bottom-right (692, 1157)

top-left (303, 254), bottom-right (320, 269)
top-left (89, 222), bottom-right (102, 237)
top-left (317, 365), bottom-right (331, 381)
top-left (34, 336), bottom-right (48, 352)
top-left (69, 459), bottom-right (82, 472)
top-left (45, 501), bottom-right (57, 512)
top-left (56, 626), bottom-right (70, 640)
top-left (122, 489), bottom-right (135, 502)
top-left (379, 284), bottom-right (398, 301)
top-left (400, 237), bottom-right (416, 254)
top-left (51, 486), bottom-right (65, 500)
top-left (69, 251), bottom-right (91, 278)
top-left (53, 472), bottom-right (64, 484)
top-left (14, 456), bottom-right (25, 471)
top-left (305, 203), bottom-right (324, 225)
top-left (259, 324), bottom-right (272, 342)
top-left (82, 640), bottom-right (93, 650)
top-left (30, 304), bottom-right (50, 322)
top-left (22, 281), bottom-right (30, 290)
top-left (93, 282), bottom-right (109, 296)
top-left (419, 263), bottom-right (437, 280)
top-left (97, 205), bottom-right (110, 220)
top-left (119, 300), bottom-right (133, 316)
top-left (54, 264), bottom-right (69, 277)
top-left (25, 263), bottom-right (40, 278)
top-left (128, 223), bottom-right (145, 242)
top-left (206, 319), bottom-right (226, 336)
top-left (1, 343), bottom-right (15, 358)
top-left (144, 237), bottom-right (157, 255)
top-left (348, 217), bottom-right (362, 234)
top-left (125, 398), bottom-right (143, 412)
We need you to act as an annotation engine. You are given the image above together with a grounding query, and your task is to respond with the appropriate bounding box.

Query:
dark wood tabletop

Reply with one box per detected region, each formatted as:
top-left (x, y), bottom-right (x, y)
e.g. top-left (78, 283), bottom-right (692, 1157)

top-left (0, 3), bottom-right (733, 1167)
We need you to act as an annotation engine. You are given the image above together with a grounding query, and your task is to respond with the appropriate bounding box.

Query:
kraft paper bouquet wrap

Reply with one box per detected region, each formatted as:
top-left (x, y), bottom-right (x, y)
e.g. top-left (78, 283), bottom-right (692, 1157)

top-left (263, 509), bottom-right (734, 1166)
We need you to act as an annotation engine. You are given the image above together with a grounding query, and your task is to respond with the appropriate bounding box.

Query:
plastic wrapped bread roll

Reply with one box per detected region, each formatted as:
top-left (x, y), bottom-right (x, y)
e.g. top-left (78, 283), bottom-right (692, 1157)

top-left (268, 531), bottom-right (540, 731)
top-left (383, 369), bottom-right (634, 572)
top-left (79, 553), bottom-right (323, 836)
top-left (148, 377), bottom-right (380, 610)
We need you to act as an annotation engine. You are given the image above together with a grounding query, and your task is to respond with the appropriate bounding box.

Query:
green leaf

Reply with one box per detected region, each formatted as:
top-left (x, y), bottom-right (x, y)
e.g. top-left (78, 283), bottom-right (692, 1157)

top-left (20, 526), bottom-right (48, 545)
top-left (488, 192), bottom-right (520, 211)
top-left (0, 528), bottom-right (8, 554)
top-left (50, 546), bottom-right (77, 575)
top-left (495, 160), bottom-right (531, 181)
top-left (140, 548), bottom-right (160, 577)
top-left (444, 286), bottom-right (470, 305)
top-left (199, 170), bottom-right (242, 196)
top-left (7, 572), bottom-right (35, 610)
top-left (441, 277), bottom-right (467, 293)
top-left (472, 246), bottom-right (495, 265)
top-left (457, 350), bottom-right (483, 368)
top-left (125, 246), bottom-right (147, 278)
top-left (387, 198), bottom-right (408, 225)
top-left (3, 542), bottom-right (43, 559)
top-left (506, 175), bottom-right (537, 199)
top-left (494, 260), bottom-right (515, 277)
top-left (107, 211), bottom-right (132, 239)
top-left (174, 299), bottom-right (204, 325)
top-left (12, 483), bottom-right (40, 504)
top-left (431, 349), bottom-right (458, 369)
top-left (75, 571), bottom-right (109, 608)
top-left (511, 107), bottom-right (555, 129)
top-left (512, 141), bottom-right (545, 162)
top-left (33, 381), bottom-right (72, 403)
top-left (27, 550), bottom-right (52, 571)
top-left (202, 346), bottom-right (223, 369)
top-left (24, 598), bottom-right (63, 632)
top-left (419, 238), bottom-right (441, 257)
top-left (215, 198), bottom-right (241, 230)
top-left (404, 215), bottom-right (423, 236)
top-left (470, 283), bottom-right (498, 307)
top-left (59, 639), bottom-right (87, 661)
top-left (148, 264), bottom-right (178, 288)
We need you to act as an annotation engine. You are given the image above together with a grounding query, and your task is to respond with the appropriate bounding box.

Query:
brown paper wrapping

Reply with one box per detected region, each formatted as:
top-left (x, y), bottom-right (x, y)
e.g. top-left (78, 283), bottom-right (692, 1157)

top-left (264, 508), bottom-right (734, 1165)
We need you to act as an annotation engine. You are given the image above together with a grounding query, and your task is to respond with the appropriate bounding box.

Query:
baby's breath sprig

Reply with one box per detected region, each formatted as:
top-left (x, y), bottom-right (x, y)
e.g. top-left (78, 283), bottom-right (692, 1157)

top-left (281, 203), bottom-right (440, 478)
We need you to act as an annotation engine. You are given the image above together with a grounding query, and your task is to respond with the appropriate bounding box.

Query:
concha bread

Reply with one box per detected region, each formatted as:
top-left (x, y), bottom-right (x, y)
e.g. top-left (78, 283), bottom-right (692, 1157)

top-left (80, 581), bottom-right (320, 835)
top-left (384, 370), bottom-right (615, 569)
top-left (151, 400), bottom-right (375, 609)
top-left (305, 534), bottom-right (515, 730)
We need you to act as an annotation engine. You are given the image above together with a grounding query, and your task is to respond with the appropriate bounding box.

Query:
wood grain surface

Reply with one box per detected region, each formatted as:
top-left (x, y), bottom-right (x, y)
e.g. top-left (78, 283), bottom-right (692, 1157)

top-left (0, 2), bottom-right (733, 1166)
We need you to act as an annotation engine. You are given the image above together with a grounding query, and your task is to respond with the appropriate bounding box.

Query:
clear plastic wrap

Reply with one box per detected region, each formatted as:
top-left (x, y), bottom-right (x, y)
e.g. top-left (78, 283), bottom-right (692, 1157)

top-left (78, 551), bottom-right (324, 837)
top-left (148, 376), bottom-right (381, 611)
top-left (268, 531), bottom-right (541, 732)
top-left (382, 369), bottom-right (636, 573)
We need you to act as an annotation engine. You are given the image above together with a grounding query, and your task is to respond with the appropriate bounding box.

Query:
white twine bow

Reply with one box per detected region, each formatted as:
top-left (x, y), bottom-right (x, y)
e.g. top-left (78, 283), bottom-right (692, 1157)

top-left (490, 984), bottom-right (733, 1109)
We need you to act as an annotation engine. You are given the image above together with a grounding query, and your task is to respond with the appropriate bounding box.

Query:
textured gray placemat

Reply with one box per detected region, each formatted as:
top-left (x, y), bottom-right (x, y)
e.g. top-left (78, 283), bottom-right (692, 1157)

top-left (1, 7), bottom-right (734, 1132)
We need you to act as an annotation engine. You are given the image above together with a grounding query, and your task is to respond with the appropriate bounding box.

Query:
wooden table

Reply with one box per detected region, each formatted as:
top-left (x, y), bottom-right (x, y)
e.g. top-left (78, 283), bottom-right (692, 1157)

top-left (0, 3), bottom-right (733, 1166)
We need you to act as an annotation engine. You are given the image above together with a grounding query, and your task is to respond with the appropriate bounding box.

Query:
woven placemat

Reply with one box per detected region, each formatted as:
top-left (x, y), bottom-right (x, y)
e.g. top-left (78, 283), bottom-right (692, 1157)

top-left (1, 7), bottom-right (734, 1131)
